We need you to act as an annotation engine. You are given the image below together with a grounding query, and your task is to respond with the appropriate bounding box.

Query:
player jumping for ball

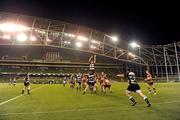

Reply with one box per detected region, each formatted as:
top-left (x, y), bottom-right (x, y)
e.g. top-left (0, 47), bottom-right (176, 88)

top-left (89, 54), bottom-right (96, 74)
top-left (125, 69), bottom-right (151, 107)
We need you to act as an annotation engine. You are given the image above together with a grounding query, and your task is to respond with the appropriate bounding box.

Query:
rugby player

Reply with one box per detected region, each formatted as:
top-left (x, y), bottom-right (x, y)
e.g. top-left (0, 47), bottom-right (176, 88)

top-left (13, 77), bottom-right (16, 87)
top-left (82, 74), bottom-right (88, 90)
top-left (100, 72), bottom-right (106, 92)
top-left (102, 76), bottom-right (112, 94)
top-left (76, 73), bottom-right (82, 91)
top-left (145, 70), bottom-right (157, 94)
top-left (63, 76), bottom-right (67, 87)
top-left (83, 71), bottom-right (97, 94)
top-left (22, 73), bottom-right (30, 94)
top-left (125, 69), bottom-right (151, 107)
top-left (70, 74), bottom-right (75, 89)
top-left (89, 55), bottom-right (96, 74)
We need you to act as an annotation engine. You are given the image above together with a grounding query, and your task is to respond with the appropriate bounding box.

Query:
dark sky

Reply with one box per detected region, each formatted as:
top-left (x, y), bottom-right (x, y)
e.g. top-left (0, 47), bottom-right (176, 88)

top-left (0, 0), bottom-right (180, 45)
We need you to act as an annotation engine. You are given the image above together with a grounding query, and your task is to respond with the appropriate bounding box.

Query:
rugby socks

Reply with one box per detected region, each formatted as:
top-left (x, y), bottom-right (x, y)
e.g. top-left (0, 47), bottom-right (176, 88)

top-left (129, 96), bottom-right (136, 103)
top-left (28, 89), bottom-right (30, 94)
top-left (144, 96), bottom-right (151, 107)
top-left (22, 89), bottom-right (24, 94)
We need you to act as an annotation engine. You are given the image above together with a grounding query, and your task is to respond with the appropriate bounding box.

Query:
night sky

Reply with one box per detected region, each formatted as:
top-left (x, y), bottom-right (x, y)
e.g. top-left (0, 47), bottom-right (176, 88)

top-left (0, 0), bottom-right (179, 45)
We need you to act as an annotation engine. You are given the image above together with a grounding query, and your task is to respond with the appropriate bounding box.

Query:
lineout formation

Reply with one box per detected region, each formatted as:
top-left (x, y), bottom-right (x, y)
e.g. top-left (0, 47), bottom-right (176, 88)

top-left (9, 55), bottom-right (157, 107)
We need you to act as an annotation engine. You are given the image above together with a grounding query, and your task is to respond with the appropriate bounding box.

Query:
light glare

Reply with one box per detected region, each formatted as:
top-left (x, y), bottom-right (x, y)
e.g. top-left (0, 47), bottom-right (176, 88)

top-left (0, 23), bottom-right (29, 32)
top-left (17, 33), bottom-right (27, 42)
top-left (76, 42), bottom-right (82, 47)
top-left (130, 42), bottom-right (140, 48)
top-left (30, 36), bottom-right (36, 41)
top-left (77, 36), bottom-right (88, 41)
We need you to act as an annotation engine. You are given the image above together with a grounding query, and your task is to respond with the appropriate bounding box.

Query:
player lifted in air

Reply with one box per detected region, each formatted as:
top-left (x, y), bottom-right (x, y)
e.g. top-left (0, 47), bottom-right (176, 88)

top-left (83, 71), bottom-right (97, 94)
top-left (22, 73), bottom-right (30, 94)
top-left (76, 73), bottom-right (82, 91)
top-left (145, 70), bottom-right (157, 94)
top-left (89, 54), bottom-right (96, 74)
top-left (125, 69), bottom-right (151, 107)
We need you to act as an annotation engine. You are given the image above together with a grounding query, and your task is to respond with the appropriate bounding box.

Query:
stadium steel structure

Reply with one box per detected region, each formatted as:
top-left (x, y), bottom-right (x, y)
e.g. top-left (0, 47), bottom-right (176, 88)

top-left (0, 12), bottom-right (179, 82)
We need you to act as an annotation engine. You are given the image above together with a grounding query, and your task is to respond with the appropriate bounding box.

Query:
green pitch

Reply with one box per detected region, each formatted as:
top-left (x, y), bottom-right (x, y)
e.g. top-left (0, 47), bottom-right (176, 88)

top-left (0, 82), bottom-right (180, 120)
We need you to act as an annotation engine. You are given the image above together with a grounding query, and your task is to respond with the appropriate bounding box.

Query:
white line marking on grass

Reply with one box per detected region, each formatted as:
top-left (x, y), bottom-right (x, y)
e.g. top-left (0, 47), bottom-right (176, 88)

top-left (0, 100), bottom-right (180, 116)
top-left (0, 85), bottom-right (45, 106)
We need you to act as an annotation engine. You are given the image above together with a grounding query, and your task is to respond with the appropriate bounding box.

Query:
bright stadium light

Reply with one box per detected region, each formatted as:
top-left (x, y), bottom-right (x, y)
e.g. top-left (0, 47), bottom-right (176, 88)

top-left (129, 41), bottom-right (140, 48)
top-left (46, 38), bottom-right (50, 42)
top-left (111, 36), bottom-right (118, 42)
top-left (17, 33), bottom-right (27, 42)
top-left (105, 34), bottom-right (118, 42)
top-left (91, 40), bottom-right (101, 44)
top-left (90, 45), bottom-right (96, 49)
top-left (77, 36), bottom-right (88, 42)
top-left (76, 42), bottom-right (82, 48)
top-left (64, 33), bottom-right (75, 38)
top-left (3, 34), bottom-right (11, 40)
top-left (0, 23), bottom-right (29, 32)
top-left (30, 36), bottom-right (36, 41)
top-left (64, 41), bottom-right (71, 44)
top-left (128, 52), bottom-right (135, 57)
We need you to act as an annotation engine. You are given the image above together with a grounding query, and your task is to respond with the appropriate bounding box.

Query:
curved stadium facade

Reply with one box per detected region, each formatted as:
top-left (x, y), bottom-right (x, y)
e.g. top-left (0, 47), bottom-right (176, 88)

top-left (0, 12), bottom-right (179, 82)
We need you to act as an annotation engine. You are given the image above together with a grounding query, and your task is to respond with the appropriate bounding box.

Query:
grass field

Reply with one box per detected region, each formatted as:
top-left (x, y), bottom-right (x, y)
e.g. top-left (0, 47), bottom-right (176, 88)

top-left (0, 82), bottom-right (180, 120)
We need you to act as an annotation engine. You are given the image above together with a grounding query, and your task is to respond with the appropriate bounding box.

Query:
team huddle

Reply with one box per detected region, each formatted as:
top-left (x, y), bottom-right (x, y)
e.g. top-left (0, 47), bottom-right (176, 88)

top-left (18, 54), bottom-right (156, 107)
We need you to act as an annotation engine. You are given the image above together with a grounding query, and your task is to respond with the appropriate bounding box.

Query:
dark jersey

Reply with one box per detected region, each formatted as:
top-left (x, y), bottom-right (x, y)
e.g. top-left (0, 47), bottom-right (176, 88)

top-left (24, 76), bottom-right (30, 86)
top-left (77, 74), bottom-right (82, 83)
top-left (127, 72), bottom-right (137, 85)
top-left (88, 74), bottom-right (94, 83)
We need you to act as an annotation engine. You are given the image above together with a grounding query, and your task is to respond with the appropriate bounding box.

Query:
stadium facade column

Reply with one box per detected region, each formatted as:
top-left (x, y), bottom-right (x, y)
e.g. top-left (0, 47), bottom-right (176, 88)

top-left (61, 24), bottom-right (66, 47)
top-left (152, 48), bottom-right (159, 76)
top-left (174, 42), bottom-right (180, 81)
top-left (139, 47), bottom-right (142, 77)
top-left (163, 46), bottom-right (169, 82)
top-left (102, 35), bottom-right (106, 54)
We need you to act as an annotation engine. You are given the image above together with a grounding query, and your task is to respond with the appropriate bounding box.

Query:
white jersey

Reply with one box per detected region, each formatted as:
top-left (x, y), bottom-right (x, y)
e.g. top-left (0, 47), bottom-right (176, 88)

top-left (89, 63), bottom-right (95, 70)
top-left (127, 72), bottom-right (137, 85)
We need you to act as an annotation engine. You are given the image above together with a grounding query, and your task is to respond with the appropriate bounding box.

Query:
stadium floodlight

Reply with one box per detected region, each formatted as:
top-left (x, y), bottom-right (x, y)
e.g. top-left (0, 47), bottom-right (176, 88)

top-left (90, 45), bottom-right (96, 49)
top-left (3, 34), bottom-right (11, 39)
top-left (76, 42), bottom-right (82, 48)
top-left (129, 41), bottom-right (140, 48)
top-left (77, 36), bottom-right (88, 42)
top-left (46, 38), bottom-right (50, 42)
top-left (128, 52), bottom-right (135, 57)
top-left (64, 41), bottom-right (71, 44)
top-left (17, 33), bottom-right (28, 42)
top-left (30, 36), bottom-right (36, 41)
top-left (64, 33), bottom-right (75, 38)
top-left (0, 23), bottom-right (29, 32)
top-left (111, 36), bottom-right (118, 42)
top-left (35, 29), bottom-right (46, 34)
top-left (91, 40), bottom-right (101, 44)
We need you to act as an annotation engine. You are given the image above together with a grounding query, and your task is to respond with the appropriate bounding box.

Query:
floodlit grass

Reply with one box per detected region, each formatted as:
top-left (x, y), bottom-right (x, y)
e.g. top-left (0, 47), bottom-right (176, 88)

top-left (0, 82), bottom-right (180, 120)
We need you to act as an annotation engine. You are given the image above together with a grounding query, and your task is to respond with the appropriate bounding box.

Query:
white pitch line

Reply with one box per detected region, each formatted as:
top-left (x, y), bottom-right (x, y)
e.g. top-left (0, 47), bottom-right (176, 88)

top-left (0, 100), bottom-right (180, 116)
top-left (0, 85), bottom-right (45, 106)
